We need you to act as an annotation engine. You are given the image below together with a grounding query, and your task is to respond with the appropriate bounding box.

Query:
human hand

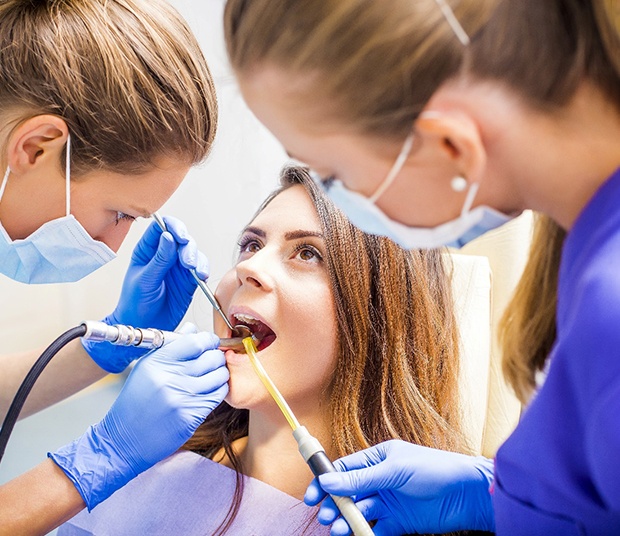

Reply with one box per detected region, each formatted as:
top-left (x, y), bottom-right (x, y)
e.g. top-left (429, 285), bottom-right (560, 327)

top-left (50, 325), bottom-right (228, 510)
top-left (305, 439), bottom-right (495, 535)
top-left (83, 216), bottom-right (209, 372)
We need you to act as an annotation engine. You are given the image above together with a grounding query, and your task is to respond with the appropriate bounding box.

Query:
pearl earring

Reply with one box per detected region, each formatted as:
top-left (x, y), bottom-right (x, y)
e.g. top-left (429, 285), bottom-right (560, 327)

top-left (450, 176), bottom-right (468, 192)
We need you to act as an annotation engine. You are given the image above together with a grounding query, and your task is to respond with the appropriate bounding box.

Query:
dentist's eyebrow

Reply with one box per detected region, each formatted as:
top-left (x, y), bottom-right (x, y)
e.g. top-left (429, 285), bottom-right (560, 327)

top-left (285, 150), bottom-right (309, 165)
top-left (285, 230), bottom-right (324, 241)
top-left (131, 205), bottom-right (155, 218)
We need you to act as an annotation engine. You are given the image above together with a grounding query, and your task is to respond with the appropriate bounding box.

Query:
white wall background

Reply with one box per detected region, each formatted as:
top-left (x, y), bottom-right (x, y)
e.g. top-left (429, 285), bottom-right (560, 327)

top-left (0, 0), bottom-right (288, 353)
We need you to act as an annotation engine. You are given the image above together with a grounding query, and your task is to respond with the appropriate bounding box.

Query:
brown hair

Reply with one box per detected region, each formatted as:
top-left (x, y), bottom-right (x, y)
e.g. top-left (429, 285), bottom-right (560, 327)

top-left (224, 0), bottom-right (619, 404)
top-left (184, 166), bottom-right (465, 534)
top-left (0, 0), bottom-right (217, 176)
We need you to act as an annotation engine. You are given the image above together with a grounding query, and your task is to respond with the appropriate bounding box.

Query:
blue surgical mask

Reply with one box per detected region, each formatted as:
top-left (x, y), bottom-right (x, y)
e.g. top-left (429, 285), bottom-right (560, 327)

top-left (0, 135), bottom-right (116, 284)
top-left (315, 132), bottom-right (513, 249)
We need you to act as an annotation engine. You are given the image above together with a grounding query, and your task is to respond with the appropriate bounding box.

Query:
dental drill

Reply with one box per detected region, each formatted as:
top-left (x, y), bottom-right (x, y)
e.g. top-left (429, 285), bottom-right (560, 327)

top-left (1, 217), bottom-right (255, 463)
top-left (81, 321), bottom-right (255, 353)
top-left (0, 321), bottom-right (254, 464)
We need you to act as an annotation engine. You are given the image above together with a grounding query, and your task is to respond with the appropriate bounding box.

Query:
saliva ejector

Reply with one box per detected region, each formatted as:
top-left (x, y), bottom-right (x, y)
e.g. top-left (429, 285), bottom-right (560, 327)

top-left (241, 337), bottom-right (375, 536)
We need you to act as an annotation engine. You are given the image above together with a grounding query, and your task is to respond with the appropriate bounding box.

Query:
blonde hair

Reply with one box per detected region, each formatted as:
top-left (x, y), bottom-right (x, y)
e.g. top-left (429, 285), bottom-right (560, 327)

top-left (500, 215), bottom-right (566, 404)
top-left (224, 0), bottom-right (620, 402)
top-left (0, 0), bottom-right (217, 175)
top-left (185, 166), bottom-right (465, 535)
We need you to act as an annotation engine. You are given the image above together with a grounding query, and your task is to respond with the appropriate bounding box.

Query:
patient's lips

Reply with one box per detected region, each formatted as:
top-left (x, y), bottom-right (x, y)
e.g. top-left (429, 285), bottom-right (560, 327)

top-left (232, 312), bottom-right (277, 351)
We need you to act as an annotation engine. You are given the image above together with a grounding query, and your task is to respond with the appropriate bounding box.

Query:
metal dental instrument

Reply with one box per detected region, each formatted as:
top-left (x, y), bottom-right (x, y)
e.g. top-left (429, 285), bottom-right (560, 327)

top-left (81, 320), bottom-right (255, 352)
top-left (152, 212), bottom-right (247, 339)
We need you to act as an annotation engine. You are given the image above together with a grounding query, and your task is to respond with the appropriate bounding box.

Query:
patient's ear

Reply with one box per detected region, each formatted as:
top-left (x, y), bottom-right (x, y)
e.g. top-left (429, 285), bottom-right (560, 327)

top-left (6, 115), bottom-right (69, 174)
top-left (415, 111), bottom-right (487, 184)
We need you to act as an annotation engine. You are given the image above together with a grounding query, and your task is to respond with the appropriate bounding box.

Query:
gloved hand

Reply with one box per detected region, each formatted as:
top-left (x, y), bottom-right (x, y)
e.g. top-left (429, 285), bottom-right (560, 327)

top-left (83, 216), bottom-right (209, 372)
top-left (305, 439), bottom-right (495, 536)
top-left (50, 324), bottom-right (228, 510)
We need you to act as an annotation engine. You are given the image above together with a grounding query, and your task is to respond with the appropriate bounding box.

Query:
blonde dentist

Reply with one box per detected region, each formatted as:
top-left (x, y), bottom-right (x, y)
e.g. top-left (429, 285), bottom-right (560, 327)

top-left (0, 0), bottom-right (228, 534)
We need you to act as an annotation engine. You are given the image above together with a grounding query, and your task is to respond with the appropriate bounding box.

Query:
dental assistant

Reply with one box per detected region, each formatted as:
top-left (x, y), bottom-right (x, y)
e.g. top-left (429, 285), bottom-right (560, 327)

top-left (223, 0), bottom-right (620, 534)
top-left (0, 1), bottom-right (228, 534)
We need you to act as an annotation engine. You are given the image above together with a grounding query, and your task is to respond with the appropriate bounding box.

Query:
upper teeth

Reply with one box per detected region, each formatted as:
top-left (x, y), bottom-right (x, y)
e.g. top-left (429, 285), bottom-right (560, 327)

top-left (234, 313), bottom-right (259, 324)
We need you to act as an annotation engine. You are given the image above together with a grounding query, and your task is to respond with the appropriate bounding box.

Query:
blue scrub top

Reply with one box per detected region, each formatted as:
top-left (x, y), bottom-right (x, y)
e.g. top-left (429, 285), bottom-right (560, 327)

top-left (494, 167), bottom-right (620, 535)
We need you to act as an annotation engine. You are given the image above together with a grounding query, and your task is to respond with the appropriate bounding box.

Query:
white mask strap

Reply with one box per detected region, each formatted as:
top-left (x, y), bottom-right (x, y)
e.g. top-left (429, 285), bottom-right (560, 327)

top-left (460, 181), bottom-right (480, 216)
top-left (433, 0), bottom-right (470, 46)
top-left (65, 134), bottom-right (71, 217)
top-left (369, 131), bottom-right (415, 204)
top-left (0, 167), bottom-right (10, 203)
top-left (0, 135), bottom-right (71, 212)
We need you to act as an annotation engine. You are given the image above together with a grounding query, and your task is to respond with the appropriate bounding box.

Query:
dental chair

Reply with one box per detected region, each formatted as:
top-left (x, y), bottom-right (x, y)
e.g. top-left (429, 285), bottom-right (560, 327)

top-left (452, 211), bottom-right (533, 457)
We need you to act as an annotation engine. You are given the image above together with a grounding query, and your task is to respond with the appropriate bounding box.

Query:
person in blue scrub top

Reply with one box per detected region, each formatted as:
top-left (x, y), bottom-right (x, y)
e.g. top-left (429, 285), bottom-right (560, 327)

top-left (222, 0), bottom-right (620, 534)
top-left (0, 1), bottom-right (227, 534)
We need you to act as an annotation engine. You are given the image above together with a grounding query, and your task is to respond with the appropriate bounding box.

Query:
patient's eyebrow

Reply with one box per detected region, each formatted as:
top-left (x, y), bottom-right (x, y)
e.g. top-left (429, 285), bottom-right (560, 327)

top-left (242, 226), bottom-right (266, 238)
top-left (285, 230), bottom-right (324, 241)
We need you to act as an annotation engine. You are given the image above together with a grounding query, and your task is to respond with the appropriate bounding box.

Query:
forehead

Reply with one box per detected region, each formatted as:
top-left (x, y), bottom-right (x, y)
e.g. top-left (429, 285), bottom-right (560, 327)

top-left (249, 185), bottom-right (322, 232)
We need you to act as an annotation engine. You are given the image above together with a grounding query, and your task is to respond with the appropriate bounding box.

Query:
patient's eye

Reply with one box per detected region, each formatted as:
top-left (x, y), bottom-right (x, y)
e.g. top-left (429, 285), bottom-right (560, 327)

top-left (238, 235), bottom-right (262, 256)
top-left (294, 243), bottom-right (323, 263)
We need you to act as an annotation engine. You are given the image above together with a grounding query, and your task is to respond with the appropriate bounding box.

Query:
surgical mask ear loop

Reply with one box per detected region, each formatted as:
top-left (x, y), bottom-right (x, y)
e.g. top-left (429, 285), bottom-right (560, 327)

top-left (433, 0), bottom-right (470, 46)
top-left (369, 131), bottom-right (416, 204)
top-left (65, 134), bottom-right (71, 217)
top-left (0, 167), bottom-right (10, 203)
top-left (460, 181), bottom-right (480, 216)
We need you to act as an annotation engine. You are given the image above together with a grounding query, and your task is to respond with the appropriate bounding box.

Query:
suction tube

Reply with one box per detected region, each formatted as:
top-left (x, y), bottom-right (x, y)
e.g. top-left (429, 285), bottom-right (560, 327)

top-left (294, 426), bottom-right (375, 536)
top-left (0, 321), bottom-right (178, 464)
top-left (0, 324), bottom-right (87, 462)
top-left (242, 338), bottom-right (374, 536)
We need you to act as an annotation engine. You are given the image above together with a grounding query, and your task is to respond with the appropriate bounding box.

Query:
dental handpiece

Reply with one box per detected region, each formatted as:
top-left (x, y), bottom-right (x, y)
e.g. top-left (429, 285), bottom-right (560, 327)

top-left (81, 321), bottom-right (255, 352)
top-left (151, 212), bottom-right (237, 334)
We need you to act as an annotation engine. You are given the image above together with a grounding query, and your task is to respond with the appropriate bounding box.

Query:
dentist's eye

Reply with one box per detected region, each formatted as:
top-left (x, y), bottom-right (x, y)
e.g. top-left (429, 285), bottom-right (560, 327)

top-left (309, 171), bottom-right (336, 192)
top-left (115, 211), bottom-right (136, 226)
top-left (321, 175), bottom-right (336, 190)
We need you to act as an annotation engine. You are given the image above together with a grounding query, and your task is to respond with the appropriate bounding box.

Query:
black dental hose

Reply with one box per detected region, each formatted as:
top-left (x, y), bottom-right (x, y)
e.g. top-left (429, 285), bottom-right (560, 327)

top-left (0, 324), bottom-right (87, 463)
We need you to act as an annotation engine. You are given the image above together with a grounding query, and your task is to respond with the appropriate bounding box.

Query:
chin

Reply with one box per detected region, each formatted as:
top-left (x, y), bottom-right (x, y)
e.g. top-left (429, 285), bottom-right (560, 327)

top-left (225, 374), bottom-right (268, 411)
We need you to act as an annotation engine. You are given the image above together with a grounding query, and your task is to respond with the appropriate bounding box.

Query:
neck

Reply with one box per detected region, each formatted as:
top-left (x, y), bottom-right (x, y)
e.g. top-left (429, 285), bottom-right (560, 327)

top-left (486, 82), bottom-right (620, 229)
top-left (238, 405), bottom-right (332, 500)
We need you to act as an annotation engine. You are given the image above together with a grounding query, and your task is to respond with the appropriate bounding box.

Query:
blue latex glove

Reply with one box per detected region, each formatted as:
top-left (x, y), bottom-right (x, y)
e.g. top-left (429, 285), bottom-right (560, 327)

top-left (50, 325), bottom-right (228, 510)
top-left (305, 439), bottom-right (495, 536)
top-left (83, 216), bottom-right (209, 373)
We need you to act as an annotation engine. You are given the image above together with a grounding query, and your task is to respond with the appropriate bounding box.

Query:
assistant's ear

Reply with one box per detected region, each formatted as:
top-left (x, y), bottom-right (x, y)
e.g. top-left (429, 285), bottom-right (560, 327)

top-left (415, 110), bottom-right (486, 185)
top-left (6, 115), bottom-right (69, 174)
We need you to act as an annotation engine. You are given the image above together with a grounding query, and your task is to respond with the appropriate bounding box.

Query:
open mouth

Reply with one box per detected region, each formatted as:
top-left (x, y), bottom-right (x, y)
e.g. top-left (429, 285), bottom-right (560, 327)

top-left (232, 313), bottom-right (277, 351)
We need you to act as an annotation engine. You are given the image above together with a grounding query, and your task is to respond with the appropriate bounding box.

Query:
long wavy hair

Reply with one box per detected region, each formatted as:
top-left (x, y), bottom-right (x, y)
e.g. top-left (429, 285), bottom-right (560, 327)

top-left (184, 166), bottom-right (465, 534)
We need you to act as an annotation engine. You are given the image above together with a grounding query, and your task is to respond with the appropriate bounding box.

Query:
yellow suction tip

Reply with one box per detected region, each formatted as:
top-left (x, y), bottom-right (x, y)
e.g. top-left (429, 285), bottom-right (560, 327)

top-left (242, 337), bottom-right (300, 431)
